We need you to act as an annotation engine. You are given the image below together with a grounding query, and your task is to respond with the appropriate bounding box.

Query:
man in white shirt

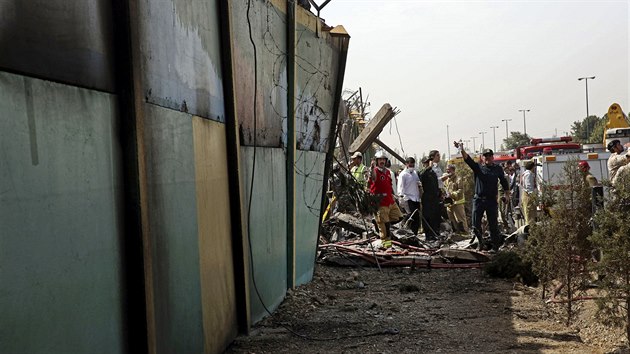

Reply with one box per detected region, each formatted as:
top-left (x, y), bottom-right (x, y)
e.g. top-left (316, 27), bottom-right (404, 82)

top-left (397, 157), bottom-right (421, 235)
top-left (520, 160), bottom-right (537, 225)
top-left (429, 150), bottom-right (447, 191)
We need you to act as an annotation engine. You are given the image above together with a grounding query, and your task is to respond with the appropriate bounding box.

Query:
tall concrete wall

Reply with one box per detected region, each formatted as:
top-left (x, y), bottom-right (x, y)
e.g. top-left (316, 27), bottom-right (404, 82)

top-left (0, 72), bottom-right (124, 353)
top-left (0, 0), bottom-right (348, 352)
top-left (132, 1), bottom-right (239, 353)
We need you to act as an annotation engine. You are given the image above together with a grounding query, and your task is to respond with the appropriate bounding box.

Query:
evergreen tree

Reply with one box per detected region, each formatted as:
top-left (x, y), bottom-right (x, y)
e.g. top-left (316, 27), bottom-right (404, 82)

top-left (570, 115), bottom-right (604, 143)
top-left (503, 132), bottom-right (531, 150)
top-left (525, 160), bottom-right (593, 325)
top-left (590, 172), bottom-right (630, 342)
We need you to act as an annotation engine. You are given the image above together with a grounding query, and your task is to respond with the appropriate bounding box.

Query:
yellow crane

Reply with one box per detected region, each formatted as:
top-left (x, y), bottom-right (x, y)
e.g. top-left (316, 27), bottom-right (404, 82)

top-left (603, 103), bottom-right (630, 146)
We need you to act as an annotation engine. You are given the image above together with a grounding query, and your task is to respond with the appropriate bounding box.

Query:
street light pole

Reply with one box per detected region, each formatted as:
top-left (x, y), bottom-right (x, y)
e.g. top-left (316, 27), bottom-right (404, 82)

top-left (518, 109), bottom-right (530, 135)
top-left (471, 137), bottom-right (477, 152)
top-left (578, 76), bottom-right (596, 142)
top-left (490, 126), bottom-right (499, 151)
top-left (501, 119), bottom-right (512, 141)
top-left (479, 131), bottom-right (487, 151)
top-left (463, 139), bottom-right (471, 150)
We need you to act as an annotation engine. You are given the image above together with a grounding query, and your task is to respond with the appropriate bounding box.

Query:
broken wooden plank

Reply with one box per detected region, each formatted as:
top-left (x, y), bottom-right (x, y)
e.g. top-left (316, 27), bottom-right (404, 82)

top-left (348, 103), bottom-right (396, 153)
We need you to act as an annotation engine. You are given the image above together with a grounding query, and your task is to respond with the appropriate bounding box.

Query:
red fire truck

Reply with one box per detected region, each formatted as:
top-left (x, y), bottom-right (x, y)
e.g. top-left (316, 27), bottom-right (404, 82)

top-left (516, 136), bottom-right (582, 160)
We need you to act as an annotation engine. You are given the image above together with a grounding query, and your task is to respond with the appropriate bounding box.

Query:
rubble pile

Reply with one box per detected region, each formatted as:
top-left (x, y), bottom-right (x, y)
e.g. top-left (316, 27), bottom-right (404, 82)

top-left (319, 211), bottom-right (497, 269)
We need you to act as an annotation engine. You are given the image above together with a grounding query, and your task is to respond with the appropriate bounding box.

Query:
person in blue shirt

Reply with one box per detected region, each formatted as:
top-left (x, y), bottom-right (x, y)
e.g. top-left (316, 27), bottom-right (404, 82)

top-left (454, 141), bottom-right (510, 252)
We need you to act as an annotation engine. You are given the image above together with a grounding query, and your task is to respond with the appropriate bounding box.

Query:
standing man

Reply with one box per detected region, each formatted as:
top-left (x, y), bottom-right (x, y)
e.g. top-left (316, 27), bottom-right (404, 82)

top-left (520, 160), bottom-right (537, 226)
top-left (368, 151), bottom-right (403, 249)
top-left (397, 157), bottom-right (421, 235)
top-left (578, 161), bottom-right (599, 187)
top-left (607, 140), bottom-right (630, 186)
top-left (455, 142), bottom-right (509, 252)
top-left (350, 151), bottom-right (368, 188)
top-left (429, 150), bottom-right (447, 190)
top-left (443, 164), bottom-right (469, 234)
top-left (420, 155), bottom-right (441, 241)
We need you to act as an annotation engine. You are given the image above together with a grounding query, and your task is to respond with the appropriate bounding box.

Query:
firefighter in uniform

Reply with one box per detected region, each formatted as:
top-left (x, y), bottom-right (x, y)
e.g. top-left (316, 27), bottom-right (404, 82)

top-left (443, 164), bottom-right (469, 234)
top-left (368, 151), bottom-right (403, 249)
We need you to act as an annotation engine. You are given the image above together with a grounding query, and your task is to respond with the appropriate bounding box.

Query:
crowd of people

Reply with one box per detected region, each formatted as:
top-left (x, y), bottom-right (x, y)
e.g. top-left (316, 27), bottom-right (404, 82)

top-left (336, 136), bottom-right (630, 252)
top-left (343, 146), bottom-right (512, 253)
top-left (330, 138), bottom-right (630, 254)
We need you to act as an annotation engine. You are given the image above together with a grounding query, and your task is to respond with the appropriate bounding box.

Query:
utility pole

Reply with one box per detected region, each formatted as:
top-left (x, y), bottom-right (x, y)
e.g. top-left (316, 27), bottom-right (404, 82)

top-left (578, 76), bottom-right (596, 142)
top-left (470, 136), bottom-right (477, 153)
top-left (518, 109), bottom-right (530, 135)
top-left (490, 126), bottom-right (499, 151)
top-left (479, 131), bottom-right (487, 151)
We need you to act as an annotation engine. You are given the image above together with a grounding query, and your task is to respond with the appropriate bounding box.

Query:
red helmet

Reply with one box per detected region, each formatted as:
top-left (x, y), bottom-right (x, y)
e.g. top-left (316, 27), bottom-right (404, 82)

top-left (578, 161), bottom-right (590, 170)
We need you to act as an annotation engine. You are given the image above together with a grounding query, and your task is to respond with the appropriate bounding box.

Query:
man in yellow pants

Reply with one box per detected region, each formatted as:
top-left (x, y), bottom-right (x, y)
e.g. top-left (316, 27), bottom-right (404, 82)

top-left (520, 160), bottom-right (537, 225)
top-left (443, 164), bottom-right (469, 234)
top-left (368, 151), bottom-right (403, 249)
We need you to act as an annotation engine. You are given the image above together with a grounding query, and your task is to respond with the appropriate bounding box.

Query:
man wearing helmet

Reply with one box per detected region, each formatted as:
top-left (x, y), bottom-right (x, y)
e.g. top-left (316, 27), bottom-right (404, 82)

top-left (350, 151), bottom-right (368, 187)
top-left (368, 151), bottom-right (403, 249)
top-left (578, 160), bottom-right (599, 187)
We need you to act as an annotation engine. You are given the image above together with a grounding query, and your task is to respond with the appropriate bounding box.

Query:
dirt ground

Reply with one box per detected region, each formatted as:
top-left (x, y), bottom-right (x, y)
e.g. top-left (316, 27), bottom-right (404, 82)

top-left (227, 264), bottom-right (628, 353)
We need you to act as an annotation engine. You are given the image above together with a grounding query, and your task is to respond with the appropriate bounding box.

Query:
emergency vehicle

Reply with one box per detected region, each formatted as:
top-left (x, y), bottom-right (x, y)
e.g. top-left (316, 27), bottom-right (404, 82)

top-left (516, 136), bottom-right (581, 160)
top-left (532, 151), bottom-right (610, 188)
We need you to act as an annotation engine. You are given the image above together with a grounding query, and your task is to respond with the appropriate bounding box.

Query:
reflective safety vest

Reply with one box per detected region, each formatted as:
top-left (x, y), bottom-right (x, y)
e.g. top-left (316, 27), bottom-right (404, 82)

top-left (351, 164), bottom-right (367, 186)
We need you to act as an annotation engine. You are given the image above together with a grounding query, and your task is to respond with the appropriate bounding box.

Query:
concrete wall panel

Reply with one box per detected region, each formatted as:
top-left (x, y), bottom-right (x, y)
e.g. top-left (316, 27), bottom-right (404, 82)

top-left (232, 0), bottom-right (288, 147)
top-left (0, 0), bottom-right (115, 91)
top-left (294, 151), bottom-right (326, 286)
top-left (137, 0), bottom-right (225, 120)
top-left (240, 146), bottom-right (287, 322)
top-left (0, 72), bottom-right (123, 353)
top-left (295, 21), bottom-right (341, 153)
top-left (143, 104), bottom-right (204, 354)
top-left (191, 116), bottom-right (238, 353)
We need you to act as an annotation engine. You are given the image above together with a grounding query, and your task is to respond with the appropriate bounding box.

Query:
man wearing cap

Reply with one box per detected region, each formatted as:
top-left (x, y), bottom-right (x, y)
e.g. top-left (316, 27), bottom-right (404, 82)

top-left (607, 139), bottom-right (630, 186)
top-left (520, 160), bottom-right (538, 226)
top-left (368, 151), bottom-right (403, 249)
top-left (420, 155), bottom-right (441, 241)
top-left (350, 151), bottom-right (368, 187)
top-left (397, 157), bottom-right (421, 235)
top-left (455, 142), bottom-right (509, 252)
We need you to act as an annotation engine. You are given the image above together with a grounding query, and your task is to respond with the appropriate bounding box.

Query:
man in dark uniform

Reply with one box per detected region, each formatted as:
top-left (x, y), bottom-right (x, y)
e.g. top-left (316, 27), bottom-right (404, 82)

top-left (455, 142), bottom-right (510, 252)
top-left (420, 156), bottom-right (441, 241)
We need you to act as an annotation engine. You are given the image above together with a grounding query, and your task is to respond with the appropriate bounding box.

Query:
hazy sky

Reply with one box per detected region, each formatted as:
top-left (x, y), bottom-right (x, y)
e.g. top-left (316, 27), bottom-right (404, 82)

top-left (323, 0), bottom-right (629, 158)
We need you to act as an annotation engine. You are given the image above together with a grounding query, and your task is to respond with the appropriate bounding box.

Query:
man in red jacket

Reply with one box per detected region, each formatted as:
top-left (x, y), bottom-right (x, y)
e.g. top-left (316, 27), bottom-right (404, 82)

top-left (369, 151), bottom-right (403, 249)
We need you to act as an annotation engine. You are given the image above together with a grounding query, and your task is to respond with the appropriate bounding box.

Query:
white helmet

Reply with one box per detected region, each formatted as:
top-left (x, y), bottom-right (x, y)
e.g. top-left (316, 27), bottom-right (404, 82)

top-left (374, 150), bottom-right (386, 159)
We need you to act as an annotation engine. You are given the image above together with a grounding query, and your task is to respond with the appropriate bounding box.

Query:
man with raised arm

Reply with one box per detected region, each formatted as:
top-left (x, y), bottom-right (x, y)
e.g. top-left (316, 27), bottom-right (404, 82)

top-left (454, 141), bottom-right (510, 252)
